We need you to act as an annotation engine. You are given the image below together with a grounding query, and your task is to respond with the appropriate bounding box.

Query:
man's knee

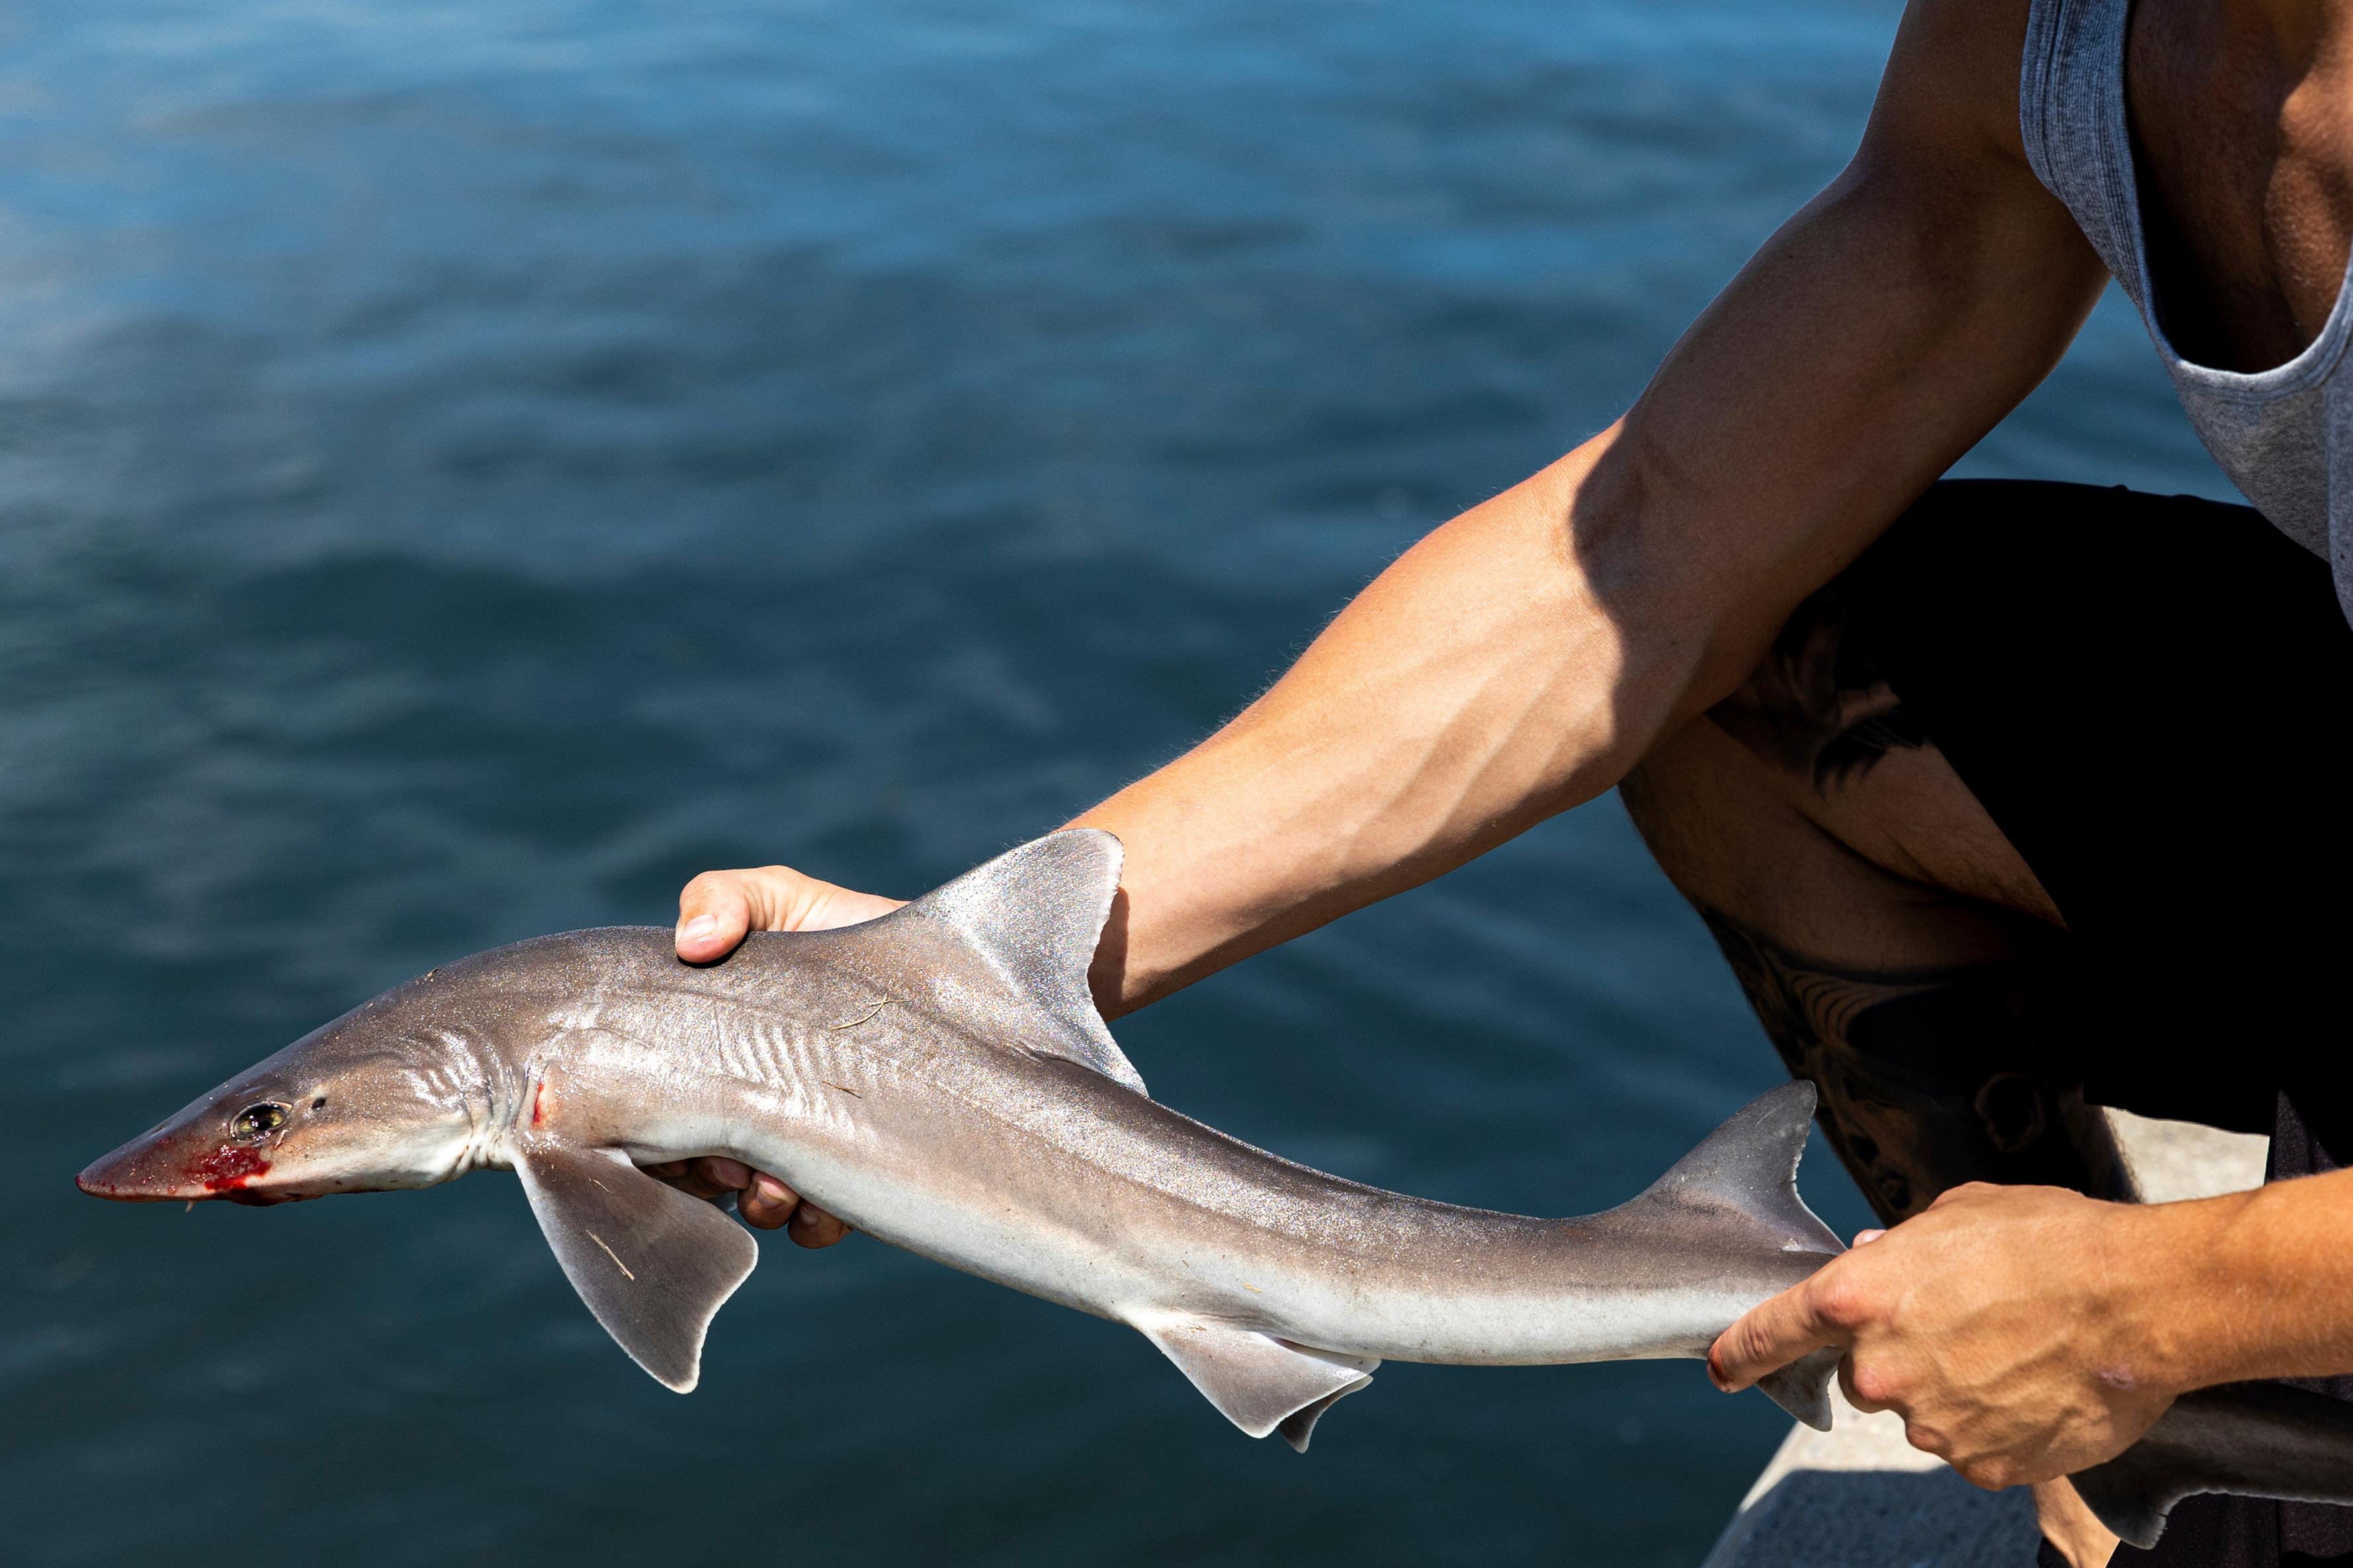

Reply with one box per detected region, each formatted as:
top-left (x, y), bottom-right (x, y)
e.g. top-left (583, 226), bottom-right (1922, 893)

top-left (1623, 575), bottom-right (1929, 875)
top-left (1627, 567), bottom-right (2058, 929)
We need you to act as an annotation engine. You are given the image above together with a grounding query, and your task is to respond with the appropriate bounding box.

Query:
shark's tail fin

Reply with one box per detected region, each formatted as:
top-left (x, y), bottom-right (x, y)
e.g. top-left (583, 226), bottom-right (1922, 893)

top-left (1633, 1081), bottom-right (1847, 1430)
top-left (2072, 1382), bottom-right (2353, 1549)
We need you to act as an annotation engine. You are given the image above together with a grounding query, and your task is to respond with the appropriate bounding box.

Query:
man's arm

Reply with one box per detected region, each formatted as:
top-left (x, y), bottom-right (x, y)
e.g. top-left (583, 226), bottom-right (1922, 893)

top-left (672, 0), bottom-right (2093, 1239)
top-left (1064, 0), bottom-right (2103, 1010)
top-left (682, 0), bottom-right (2106, 1018)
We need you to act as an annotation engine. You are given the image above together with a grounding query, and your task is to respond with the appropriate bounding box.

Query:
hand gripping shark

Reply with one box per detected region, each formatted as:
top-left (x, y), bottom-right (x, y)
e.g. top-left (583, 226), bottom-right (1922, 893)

top-left (75, 830), bottom-right (2353, 1540)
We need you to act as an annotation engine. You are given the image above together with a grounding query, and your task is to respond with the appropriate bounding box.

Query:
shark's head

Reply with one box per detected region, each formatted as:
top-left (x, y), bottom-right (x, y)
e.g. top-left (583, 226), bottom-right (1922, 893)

top-left (77, 970), bottom-right (503, 1207)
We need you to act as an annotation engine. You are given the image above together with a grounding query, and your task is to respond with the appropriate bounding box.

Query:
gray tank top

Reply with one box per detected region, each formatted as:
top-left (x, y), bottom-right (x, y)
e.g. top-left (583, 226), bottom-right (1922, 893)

top-left (2020, 0), bottom-right (2353, 620)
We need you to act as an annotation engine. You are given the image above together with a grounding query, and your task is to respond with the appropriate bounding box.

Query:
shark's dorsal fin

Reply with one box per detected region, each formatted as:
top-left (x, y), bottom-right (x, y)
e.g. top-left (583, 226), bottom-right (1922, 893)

top-left (1129, 1309), bottom-right (1378, 1453)
top-left (515, 1143), bottom-right (757, 1393)
top-left (896, 829), bottom-right (1146, 1096)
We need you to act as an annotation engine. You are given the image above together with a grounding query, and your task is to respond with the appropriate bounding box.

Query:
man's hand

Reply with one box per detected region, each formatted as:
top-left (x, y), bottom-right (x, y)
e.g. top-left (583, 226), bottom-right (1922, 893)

top-left (648, 862), bottom-right (906, 1245)
top-left (1708, 1182), bottom-right (2183, 1490)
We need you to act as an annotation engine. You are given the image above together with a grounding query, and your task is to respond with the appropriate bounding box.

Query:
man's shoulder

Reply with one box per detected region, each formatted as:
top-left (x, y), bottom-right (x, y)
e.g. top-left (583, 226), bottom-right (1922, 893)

top-left (1870, 0), bottom-right (2039, 173)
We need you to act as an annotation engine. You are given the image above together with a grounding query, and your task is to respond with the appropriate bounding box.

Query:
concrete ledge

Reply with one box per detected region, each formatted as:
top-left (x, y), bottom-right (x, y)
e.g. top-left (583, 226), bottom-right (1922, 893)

top-left (1709, 1463), bottom-right (2037, 1567)
top-left (1704, 1382), bottom-right (2040, 1567)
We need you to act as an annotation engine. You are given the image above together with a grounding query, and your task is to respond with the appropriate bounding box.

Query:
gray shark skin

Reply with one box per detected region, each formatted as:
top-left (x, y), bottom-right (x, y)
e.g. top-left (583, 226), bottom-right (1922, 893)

top-left (79, 830), bottom-right (1843, 1449)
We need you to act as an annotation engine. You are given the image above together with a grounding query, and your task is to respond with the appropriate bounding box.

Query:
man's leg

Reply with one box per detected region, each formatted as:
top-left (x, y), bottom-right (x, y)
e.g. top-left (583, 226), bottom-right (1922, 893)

top-left (1625, 572), bottom-right (2133, 1563)
top-left (1621, 577), bottom-right (2131, 1223)
top-left (1627, 479), bottom-right (2353, 1568)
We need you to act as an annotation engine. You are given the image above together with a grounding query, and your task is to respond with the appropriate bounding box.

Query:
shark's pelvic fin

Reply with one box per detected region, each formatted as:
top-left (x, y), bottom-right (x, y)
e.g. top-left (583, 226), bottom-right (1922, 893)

top-left (1130, 1311), bottom-right (1378, 1452)
top-left (894, 827), bottom-right (1147, 1095)
top-left (1625, 1082), bottom-right (1846, 1430)
top-left (515, 1144), bottom-right (758, 1393)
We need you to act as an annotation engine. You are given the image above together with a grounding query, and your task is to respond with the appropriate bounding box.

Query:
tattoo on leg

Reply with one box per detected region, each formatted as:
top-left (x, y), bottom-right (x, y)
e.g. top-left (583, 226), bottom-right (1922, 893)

top-left (1699, 907), bottom-right (2126, 1222)
top-left (1706, 581), bottom-right (1930, 793)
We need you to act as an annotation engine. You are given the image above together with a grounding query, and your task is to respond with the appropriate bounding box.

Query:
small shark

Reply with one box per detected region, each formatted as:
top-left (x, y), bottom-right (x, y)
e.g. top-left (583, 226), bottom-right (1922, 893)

top-left (77, 830), bottom-right (1844, 1446)
top-left (77, 829), bottom-right (2348, 1541)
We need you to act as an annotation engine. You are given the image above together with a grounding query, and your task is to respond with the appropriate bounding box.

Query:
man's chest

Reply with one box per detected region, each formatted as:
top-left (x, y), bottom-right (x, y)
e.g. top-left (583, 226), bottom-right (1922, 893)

top-left (2125, 0), bottom-right (2353, 373)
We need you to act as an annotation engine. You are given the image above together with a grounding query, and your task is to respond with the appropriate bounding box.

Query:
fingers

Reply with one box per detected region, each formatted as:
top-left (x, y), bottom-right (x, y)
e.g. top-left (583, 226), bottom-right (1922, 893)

top-left (676, 865), bottom-right (907, 962)
top-left (647, 1155), bottom-right (753, 1201)
top-left (790, 1203), bottom-right (850, 1249)
top-left (644, 1157), bottom-right (854, 1246)
top-left (738, 1171), bottom-right (802, 1230)
top-left (738, 1167), bottom-right (850, 1247)
top-left (1711, 1266), bottom-right (1858, 1393)
top-left (1840, 1350), bottom-right (1899, 1415)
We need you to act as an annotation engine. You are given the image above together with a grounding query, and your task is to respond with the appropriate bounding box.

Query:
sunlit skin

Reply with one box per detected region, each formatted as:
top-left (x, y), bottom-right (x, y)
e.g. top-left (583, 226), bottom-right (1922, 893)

top-left (662, 2), bottom-right (2353, 1562)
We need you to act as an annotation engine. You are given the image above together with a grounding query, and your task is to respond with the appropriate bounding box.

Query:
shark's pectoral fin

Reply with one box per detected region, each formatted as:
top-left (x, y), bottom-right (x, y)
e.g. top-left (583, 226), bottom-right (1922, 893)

top-left (515, 1144), bottom-right (757, 1393)
top-left (1131, 1311), bottom-right (1377, 1453)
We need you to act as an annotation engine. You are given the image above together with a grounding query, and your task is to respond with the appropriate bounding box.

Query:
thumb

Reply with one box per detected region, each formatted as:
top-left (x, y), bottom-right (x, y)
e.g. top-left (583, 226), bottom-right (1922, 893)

top-left (676, 870), bottom-right (757, 962)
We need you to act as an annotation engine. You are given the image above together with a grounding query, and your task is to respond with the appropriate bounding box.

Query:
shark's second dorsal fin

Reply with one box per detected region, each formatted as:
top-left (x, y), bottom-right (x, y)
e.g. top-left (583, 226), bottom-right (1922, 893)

top-left (896, 829), bottom-right (1146, 1096)
top-left (1631, 1081), bottom-right (1841, 1255)
top-left (1625, 1081), bottom-right (1847, 1431)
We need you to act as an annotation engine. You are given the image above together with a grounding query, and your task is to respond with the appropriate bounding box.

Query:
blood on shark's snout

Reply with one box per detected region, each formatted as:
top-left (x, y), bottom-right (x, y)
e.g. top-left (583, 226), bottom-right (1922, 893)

top-left (189, 1144), bottom-right (270, 1192)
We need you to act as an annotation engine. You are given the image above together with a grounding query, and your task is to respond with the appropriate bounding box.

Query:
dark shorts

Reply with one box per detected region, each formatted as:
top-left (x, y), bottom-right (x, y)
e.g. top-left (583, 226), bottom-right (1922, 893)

top-left (1850, 480), bottom-right (2353, 1565)
top-left (1849, 479), bottom-right (2353, 1153)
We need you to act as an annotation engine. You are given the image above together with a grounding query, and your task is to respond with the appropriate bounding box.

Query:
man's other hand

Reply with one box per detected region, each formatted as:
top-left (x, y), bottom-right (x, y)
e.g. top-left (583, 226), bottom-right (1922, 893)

top-left (1707, 1182), bottom-right (2181, 1490)
top-left (647, 862), bottom-right (906, 1245)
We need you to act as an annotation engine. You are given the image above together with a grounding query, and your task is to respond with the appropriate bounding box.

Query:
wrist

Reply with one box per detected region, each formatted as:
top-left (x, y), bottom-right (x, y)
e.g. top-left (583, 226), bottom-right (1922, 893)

top-left (2111, 1188), bottom-right (2261, 1396)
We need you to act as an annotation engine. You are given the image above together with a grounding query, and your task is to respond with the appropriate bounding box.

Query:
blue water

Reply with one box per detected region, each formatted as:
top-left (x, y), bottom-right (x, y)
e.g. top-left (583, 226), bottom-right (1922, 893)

top-left (4, 3), bottom-right (2231, 1563)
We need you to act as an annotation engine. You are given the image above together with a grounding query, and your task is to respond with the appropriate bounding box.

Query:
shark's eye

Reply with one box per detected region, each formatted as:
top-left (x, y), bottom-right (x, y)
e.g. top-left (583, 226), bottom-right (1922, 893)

top-left (230, 1102), bottom-right (289, 1139)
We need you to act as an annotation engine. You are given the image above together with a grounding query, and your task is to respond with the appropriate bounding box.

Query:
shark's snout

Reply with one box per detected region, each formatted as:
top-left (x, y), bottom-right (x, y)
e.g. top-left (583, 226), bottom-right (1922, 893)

top-left (77, 1002), bottom-right (494, 1210)
top-left (77, 1128), bottom-right (278, 1204)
